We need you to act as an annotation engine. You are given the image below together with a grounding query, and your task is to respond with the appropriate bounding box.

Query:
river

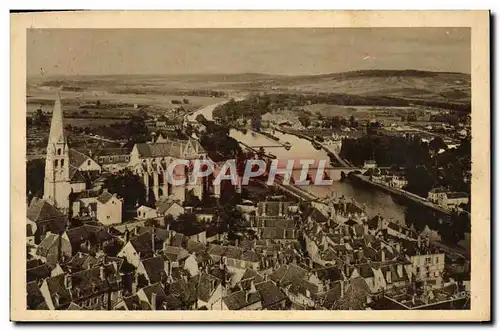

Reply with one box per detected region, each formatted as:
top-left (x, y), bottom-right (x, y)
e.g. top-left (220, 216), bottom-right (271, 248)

top-left (190, 99), bottom-right (408, 223)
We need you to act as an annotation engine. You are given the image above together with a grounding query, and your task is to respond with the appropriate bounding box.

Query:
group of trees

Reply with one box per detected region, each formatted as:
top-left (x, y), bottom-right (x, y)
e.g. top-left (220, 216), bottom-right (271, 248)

top-left (26, 158), bottom-right (45, 201)
top-left (341, 134), bottom-right (471, 198)
top-left (27, 108), bottom-right (50, 129)
top-left (196, 116), bottom-right (242, 161)
top-left (103, 169), bottom-right (147, 209)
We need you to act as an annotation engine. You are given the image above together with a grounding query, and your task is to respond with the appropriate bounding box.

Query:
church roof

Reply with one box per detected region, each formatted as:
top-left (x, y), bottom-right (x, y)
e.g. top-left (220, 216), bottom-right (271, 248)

top-left (134, 139), bottom-right (204, 159)
top-left (47, 92), bottom-right (66, 145)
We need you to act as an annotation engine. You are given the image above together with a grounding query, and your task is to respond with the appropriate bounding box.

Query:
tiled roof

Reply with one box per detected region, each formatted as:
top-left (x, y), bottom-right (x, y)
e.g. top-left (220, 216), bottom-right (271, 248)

top-left (139, 283), bottom-right (168, 309)
top-left (163, 246), bottom-right (190, 262)
top-left (69, 166), bottom-right (87, 183)
top-left (186, 240), bottom-right (205, 254)
top-left (27, 198), bottom-right (67, 232)
top-left (223, 290), bottom-right (261, 310)
top-left (45, 274), bottom-right (72, 309)
top-left (309, 208), bottom-right (329, 223)
top-left (333, 277), bottom-right (371, 310)
top-left (241, 268), bottom-right (265, 283)
top-left (129, 232), bottom-right (155, 258)
top-left (169, 276), bottom-right (198, 305)
top-left (315, 266), bottom-right (344, 282)
top-left (156, 199), bottom-right (183, 214)
top-left (69, 148), bottom-right (92, 169)
top-left (240, 250), bottom-right (261, 263)
top-left (97, 191), bottom-right (114, 204)
top-left (140, 256), bottom-right (167, 283)
top-left (27, 281), bottom-right (46, 310)
top-left (36, 233), bottom-right (61, 258)
top-left (321, 282), bottom-right (343, 309)
top-left (255, 280), bottom-right (287, 308)
top-left (123, 294), bottom-right (152, 310)
top-left (67, 224), bottom-right (114, 247)
top-left (356, 264), bottom-right (375, 279)
top-left (70, 264), bottom-right (121, 299)
top-left (207, 244), bottom-right (226, 257)
top-left (224, 246), bottom-right (243, 260)
top-left (197, 272), bottom-right (221, 303)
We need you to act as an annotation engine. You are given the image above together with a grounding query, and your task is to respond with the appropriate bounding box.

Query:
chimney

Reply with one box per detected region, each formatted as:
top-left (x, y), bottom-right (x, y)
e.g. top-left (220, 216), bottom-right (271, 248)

top-left (364, 223), bottom-right (369, 236)
top-left (340, 281), bottom-right (345, 298)
top-left (151, 232), bottom-right (155, 252)
top-left (99, 266), bottom-right (105, 281)
top-left (386, 270), bottom-right (391, 284)
top-left (397, 264), bottom-right (403, 277)
top-left (57, 233), bottom-right (63, 262)
top-left (278, 202), bottom-right (283, 216)
top-left (151, 292), bottom-right (157, 310)
top-left (395, 243), bottom-right (401, 254)
top-left (64, 274), bottom-right (72, 290)
top-left (381, 249), bottom-right (385, 262)
top-left (52, 293), bottom-right (60, 307)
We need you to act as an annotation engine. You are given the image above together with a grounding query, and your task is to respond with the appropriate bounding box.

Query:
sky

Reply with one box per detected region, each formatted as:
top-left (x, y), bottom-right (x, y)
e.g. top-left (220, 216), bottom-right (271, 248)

top-left (27, 28), bottom-right (471, 77)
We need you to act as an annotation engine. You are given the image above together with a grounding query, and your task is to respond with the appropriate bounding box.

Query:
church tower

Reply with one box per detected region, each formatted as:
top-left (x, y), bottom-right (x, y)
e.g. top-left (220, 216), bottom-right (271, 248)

top-left (43, 91), bottom-right (71, 211)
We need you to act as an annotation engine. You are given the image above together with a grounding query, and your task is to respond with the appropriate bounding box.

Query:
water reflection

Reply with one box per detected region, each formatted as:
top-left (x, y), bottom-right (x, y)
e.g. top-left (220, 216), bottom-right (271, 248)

top-left (229, 128), bottom-right (408, 223)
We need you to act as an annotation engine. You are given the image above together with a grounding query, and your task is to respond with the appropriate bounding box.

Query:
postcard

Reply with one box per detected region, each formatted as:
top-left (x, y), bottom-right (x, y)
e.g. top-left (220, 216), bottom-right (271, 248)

top-left (11, 10), bottom-right (490, 322)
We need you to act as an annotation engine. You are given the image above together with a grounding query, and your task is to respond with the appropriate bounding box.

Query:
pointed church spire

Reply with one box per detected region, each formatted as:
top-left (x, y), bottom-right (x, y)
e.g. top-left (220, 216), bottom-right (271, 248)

top-left (48, 89), bottom-right (66, 144)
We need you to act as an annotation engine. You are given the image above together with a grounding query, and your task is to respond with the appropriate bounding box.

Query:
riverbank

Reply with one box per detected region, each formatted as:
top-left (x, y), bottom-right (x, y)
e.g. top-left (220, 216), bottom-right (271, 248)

top-left (349, 173), bottom-right (463, 217)
top-left (271, 126), bottom-right (351, 167)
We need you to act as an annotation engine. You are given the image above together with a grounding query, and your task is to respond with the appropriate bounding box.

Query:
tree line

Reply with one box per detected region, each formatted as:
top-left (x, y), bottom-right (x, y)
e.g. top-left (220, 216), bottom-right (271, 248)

top-left (340, 134), bottom-right (471, 198)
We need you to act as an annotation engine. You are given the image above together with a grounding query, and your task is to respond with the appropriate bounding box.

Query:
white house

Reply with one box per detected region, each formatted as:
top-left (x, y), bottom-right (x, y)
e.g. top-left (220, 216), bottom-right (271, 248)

top-left (156, 199), bottom-right (184, 218)
top-left (96, 191), bottom-right (123, 225)
top-left (183, 253), bottom-right (199, 277)
top-left (137, 205), bottom-right (158, 220)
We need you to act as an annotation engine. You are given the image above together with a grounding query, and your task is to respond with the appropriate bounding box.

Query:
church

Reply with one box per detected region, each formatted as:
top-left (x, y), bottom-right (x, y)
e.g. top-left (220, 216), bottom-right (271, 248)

top-left (42, 92), bottom-right (101, 213)
top-left (127, 136), bottom-right (207, 203)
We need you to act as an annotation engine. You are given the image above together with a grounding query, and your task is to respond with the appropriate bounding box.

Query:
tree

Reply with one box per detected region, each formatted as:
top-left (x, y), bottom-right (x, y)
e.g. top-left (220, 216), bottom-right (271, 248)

top-left (349, 115), bottom-right (356, 127)
top-left (429, 137), bottom-right (447, 154)
top-left (26, 159), bottom-right (45, 201)
top-left (298, 115), bottom-right (311, 128)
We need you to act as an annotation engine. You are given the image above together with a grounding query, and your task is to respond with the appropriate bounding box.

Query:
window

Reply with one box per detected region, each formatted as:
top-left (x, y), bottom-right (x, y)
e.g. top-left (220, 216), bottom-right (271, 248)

top-left (61, 159), bottom-right (64, 167)
top-left (99, 157), bottom-right (104, 163)
top-left (87, 160), bottom-right (91, 166)
top-left (57, 148), bottom-right (61, 155)
top-left (125, 156), bottom-right (130, 161)
top-left (54, 160), bottom-right (58, 168)
top-left (425, 257), bottom-right (432, 265)
top-left (436, 257), bottom-right (439, 264)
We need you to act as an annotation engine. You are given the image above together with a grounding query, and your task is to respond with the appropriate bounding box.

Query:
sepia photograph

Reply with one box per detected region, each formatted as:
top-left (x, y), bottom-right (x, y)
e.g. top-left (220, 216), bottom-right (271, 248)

top-left (10, 11), bottom-right (490, 322)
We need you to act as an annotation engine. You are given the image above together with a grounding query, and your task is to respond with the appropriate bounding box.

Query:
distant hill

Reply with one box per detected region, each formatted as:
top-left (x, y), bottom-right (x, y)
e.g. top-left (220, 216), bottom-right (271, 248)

top-left (28, 69), bottom-right (470, 109)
